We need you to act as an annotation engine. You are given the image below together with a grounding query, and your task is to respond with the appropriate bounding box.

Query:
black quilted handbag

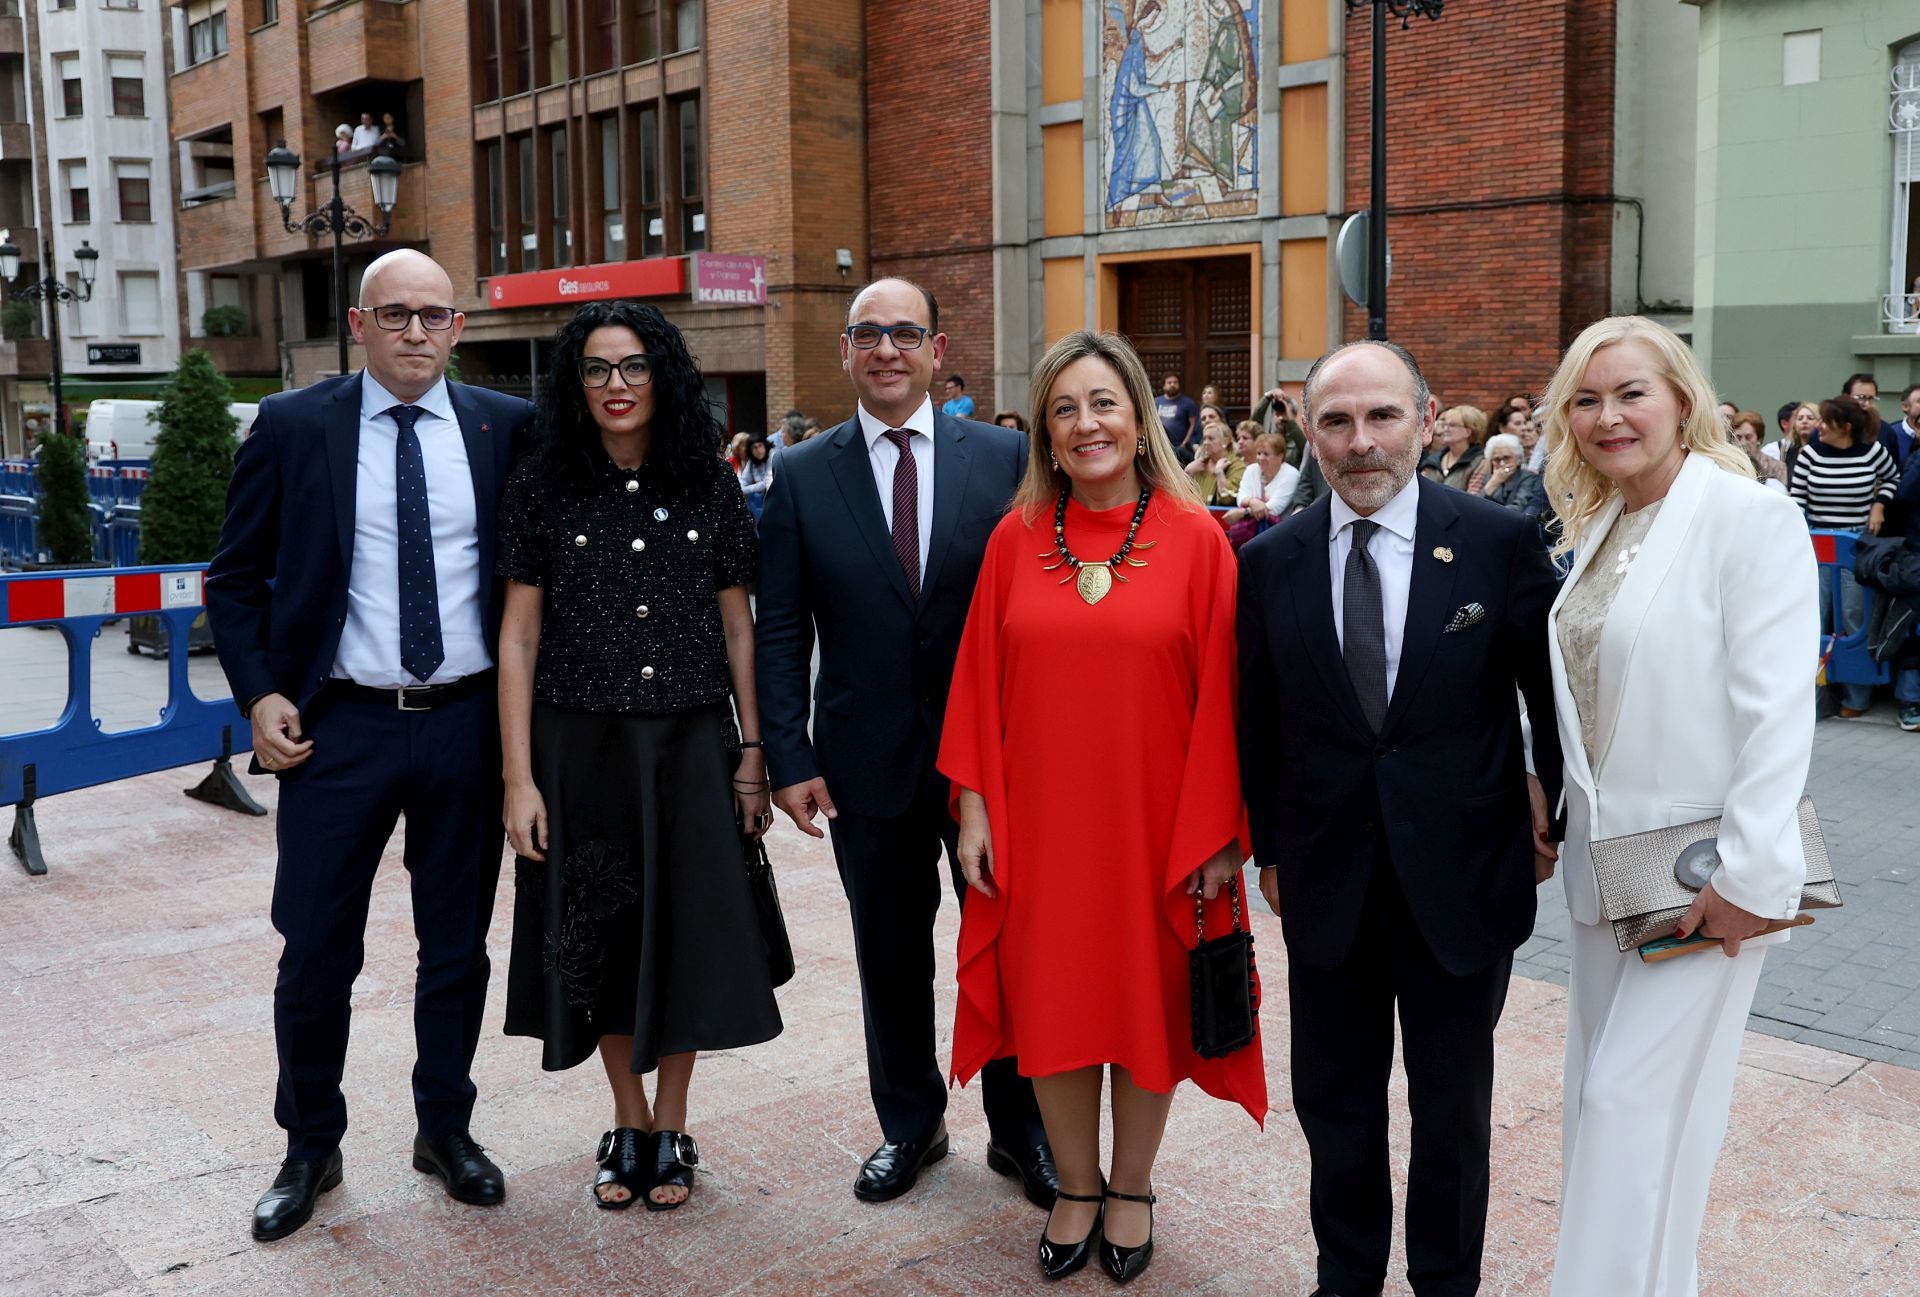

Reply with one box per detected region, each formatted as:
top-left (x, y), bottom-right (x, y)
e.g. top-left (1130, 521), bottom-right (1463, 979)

top-left (1190, 874), bottom-right (1259, 1059)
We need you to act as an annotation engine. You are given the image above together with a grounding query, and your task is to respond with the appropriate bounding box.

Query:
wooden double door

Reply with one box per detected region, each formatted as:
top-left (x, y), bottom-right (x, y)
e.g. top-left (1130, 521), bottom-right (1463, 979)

top-left (1117, 258), bottom-right (1254, 422)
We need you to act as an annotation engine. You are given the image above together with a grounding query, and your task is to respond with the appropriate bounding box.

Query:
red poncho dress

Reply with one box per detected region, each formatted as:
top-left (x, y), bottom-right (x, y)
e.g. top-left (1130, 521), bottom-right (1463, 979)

top-left (939, 495), bottom-right (1267, 1125)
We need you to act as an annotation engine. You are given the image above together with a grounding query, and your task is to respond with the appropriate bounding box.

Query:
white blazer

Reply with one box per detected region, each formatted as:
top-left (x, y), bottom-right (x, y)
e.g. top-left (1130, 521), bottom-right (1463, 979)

top-left (1548, 452), bottom-right (1820, 926)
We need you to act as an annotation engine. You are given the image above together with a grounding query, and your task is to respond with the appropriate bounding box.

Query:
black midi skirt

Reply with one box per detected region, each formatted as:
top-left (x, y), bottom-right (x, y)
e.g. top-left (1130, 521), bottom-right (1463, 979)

top-left (503, 702), bottom-right (783, 1073)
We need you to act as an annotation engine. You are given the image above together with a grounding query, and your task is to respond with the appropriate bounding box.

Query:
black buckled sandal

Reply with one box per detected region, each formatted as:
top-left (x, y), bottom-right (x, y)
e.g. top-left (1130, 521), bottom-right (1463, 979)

top-left (592, 1127), bottom-right (648, 1210)
top-left (645, 1130), bottom-right (700, 1211)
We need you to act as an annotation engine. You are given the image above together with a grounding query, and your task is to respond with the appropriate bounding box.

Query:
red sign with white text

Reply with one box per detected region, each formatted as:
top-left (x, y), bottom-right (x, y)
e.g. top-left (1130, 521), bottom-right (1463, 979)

top-left (483, 258), bottom-right (686, 309)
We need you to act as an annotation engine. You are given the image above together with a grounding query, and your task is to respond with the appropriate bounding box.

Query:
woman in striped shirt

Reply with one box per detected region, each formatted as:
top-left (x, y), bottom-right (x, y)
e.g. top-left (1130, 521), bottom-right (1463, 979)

top-left (1791, 397), bottom-right (1897, 715)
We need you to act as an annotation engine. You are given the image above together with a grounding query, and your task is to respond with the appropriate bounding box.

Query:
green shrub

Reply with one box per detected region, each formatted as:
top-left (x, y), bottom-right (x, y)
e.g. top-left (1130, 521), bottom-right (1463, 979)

top-left (201, 305), bottom-right (249, 338)
top-left (34, 428), bottom-right (93, 563)
top-left (139, 348), bottom-right (238, 564)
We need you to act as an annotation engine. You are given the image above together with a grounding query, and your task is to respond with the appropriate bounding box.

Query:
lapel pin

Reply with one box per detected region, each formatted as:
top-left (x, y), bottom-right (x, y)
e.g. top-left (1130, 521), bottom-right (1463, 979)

top-left (1433, 546), bottom-right (1454, 564)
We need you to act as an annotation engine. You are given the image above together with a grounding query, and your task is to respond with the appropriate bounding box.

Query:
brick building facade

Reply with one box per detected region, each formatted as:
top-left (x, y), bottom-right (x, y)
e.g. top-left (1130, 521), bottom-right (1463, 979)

top-left (1338, 0), bottom-right (1622, 405)
top-left (167, 1), bottom-right (1688, 429)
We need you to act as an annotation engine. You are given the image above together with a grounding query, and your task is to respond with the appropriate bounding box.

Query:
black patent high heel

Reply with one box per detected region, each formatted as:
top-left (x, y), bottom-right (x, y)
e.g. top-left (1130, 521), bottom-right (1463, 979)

top-left (1099, 1187), bottom-right (1157, 1284)
top-left (1038, 1184), bottom-right (1106, 1281)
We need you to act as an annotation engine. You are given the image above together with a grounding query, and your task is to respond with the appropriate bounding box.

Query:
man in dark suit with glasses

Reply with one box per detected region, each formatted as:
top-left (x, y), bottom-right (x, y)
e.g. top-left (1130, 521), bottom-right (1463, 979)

top-left (756, 278), bottom-right (1054, 1207)
top-left (207, 249), bottom-right (533, 1242)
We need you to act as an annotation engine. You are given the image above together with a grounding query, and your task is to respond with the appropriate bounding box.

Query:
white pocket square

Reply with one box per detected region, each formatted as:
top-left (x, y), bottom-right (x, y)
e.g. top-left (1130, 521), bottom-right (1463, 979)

top-left (1444, 602), bottom-right (1486, 633)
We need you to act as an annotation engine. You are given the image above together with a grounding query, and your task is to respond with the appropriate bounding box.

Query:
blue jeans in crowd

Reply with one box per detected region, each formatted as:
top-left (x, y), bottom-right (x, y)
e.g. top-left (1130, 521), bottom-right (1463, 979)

top-left (1819, 567), bottom-right (1873, 713)
top-left (1898, 667), bottom-right (1920, 707)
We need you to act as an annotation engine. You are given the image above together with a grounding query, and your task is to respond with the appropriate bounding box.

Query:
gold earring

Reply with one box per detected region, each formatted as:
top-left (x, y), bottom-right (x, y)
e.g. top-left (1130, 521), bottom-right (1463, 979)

top-left (1049, 450), bottom-right (1059, 471)
top-left (1137, 437), bottom-right (1146, 456)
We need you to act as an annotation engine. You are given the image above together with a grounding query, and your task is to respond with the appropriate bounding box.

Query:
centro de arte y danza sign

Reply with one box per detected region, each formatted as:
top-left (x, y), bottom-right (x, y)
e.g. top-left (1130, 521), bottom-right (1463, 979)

top-left (484, 254), bottom-right (768, 310)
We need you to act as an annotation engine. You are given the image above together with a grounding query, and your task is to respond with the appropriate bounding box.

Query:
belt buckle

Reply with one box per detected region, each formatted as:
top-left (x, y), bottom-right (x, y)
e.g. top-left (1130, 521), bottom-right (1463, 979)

top-left (395, 685), bottom-right (430, 712)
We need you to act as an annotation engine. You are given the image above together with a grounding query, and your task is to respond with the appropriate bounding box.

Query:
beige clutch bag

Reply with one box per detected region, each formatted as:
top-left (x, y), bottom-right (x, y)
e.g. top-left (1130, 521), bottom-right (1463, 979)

top-left (1590, 795), bottom-right (1842, 952)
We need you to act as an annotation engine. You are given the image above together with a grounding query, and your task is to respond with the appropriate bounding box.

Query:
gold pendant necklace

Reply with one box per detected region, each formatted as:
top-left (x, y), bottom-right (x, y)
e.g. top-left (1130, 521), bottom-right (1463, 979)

top-left (1038, 487), bottom-right (1154, 606)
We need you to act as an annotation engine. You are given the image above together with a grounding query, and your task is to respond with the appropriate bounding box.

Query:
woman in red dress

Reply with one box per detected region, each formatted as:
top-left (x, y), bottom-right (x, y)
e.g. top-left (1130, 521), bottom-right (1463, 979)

top-left (942, 330), bottom-right (1267, 1285)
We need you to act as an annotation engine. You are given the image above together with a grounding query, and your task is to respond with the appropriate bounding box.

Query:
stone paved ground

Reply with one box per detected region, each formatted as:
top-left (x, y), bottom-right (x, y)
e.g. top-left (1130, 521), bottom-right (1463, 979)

top-left (3, 755), bottom-right (1919, 1294)
top-left (1516, 701), bottom-right (1920, 1069)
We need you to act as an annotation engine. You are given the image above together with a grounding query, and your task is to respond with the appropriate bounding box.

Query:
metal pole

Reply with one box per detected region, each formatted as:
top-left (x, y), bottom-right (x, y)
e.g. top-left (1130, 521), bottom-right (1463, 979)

top-left (1367, 0), bottom-right (1388, 341)
top-left (332, 151), bottom-right (349, 376)
top-left (42, 235), bottom-right (63, 438)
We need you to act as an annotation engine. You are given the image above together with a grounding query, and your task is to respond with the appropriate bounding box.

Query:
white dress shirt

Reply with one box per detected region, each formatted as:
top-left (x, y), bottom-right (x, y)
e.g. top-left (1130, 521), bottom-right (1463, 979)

top-left (1329, 472), bottom-right (1419, 698)
top-left (857, 395), bottom-right (936, 575)
top-left (333, 373), bottom-right (491, 687)
top-left (350, 122), bottom-right (381, 151)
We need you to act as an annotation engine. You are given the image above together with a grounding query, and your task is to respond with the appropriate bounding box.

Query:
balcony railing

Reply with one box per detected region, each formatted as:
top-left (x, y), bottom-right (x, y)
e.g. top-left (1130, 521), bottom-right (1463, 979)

top-left (1883, 292), bottom-right (1920, 335)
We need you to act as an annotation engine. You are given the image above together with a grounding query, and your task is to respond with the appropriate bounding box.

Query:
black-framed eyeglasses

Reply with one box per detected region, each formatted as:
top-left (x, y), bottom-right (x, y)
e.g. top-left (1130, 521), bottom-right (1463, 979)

top-left (845, 323), bottom-right (930, 351)
top-left (365, 304), bottom-right (457, 331)
top-left (578, 354), bottom-right (655, 388)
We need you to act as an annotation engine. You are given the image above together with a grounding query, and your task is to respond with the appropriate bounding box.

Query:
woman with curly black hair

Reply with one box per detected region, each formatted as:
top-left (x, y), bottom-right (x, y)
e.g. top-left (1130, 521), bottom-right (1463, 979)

top-left (496, 299), bottom-right (783, 1211)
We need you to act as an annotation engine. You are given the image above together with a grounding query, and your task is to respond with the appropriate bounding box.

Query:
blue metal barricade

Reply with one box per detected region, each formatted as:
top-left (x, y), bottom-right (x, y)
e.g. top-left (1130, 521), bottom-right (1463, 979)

top-left (1812, 528), bottom-right (1894, 688)
top-left (107, 504), bottom-right (143, 568)
top-left (0, 494), bottom-right (35, 567)
top-left (0, 563), bottom-right (263, 875)
top-left (0, 460), bottom-right (33, 496)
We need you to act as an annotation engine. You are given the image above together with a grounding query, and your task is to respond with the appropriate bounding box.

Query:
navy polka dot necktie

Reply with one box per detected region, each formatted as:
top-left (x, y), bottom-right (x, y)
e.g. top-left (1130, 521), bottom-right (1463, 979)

top-left (390, 403), bottom-right (444, 683)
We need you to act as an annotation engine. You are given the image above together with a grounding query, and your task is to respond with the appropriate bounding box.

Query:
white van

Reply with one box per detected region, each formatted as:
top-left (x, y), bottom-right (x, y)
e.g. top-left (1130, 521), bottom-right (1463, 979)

top-left (85, 398), bottom-right (262, 461)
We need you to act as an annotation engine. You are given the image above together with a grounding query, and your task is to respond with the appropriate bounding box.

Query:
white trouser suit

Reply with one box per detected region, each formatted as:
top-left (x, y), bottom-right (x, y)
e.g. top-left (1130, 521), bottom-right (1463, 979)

top-left (1545, 455), bottom-right (1818, 1297)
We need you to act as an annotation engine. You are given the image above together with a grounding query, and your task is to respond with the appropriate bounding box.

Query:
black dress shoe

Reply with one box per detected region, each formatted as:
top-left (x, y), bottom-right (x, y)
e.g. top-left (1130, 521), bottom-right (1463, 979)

top-left (1037, 1187), bottom-right (1104, 1281)
top-left (411, 1130), bottom-right (506, 1206)
top-left (251, 1148), bottom-right (343, 1242)
top-left (852, 1122), bottom-right (949, 1202)
top-left (987, 1140), bottom-right (1060, 1210)
top-left (1099, 1187), bottom-right (1156, 1284)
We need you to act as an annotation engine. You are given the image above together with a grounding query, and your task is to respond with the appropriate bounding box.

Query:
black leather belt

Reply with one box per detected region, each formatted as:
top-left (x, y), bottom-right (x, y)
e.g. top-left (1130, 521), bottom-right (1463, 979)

top-left (329, 672), bottom-right (494, 712)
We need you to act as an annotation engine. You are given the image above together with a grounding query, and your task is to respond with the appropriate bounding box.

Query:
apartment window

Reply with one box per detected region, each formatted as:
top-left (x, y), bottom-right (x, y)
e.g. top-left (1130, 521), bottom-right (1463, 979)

top-left (671, 0), bottom-right (700, 53)
top-left (50, 0), bottom-right (76, 10)
top-left (585, 0), bottom-right (615, 74)
top-left (476, 0), bottom-right (501, 101)
top-left (103, 0), bottom-right (140, 10)
top-left (1888, 40), bottom-right (1920, 332)
top-left (258, 0), bottom-right (276, 22)
top-left (56, 54), bottom-right (81, 117)
top-left (62, 160), bottom-right (88, 222)
top-left (516, 134), bottom-right (537, 271)
top-left (1783, 30), bottom-right (1821, 87)
top-left (549, 126), bottom-right (570, 266)
top-left (483, 140), bottom-right (505, 274)
top-left (209, 273), bottom-right (243, 312)
top-left (542, 0), bottom-right (566, 87)
top-left (629, 0), bottom-right (656, 63)
top-left (115, 161), bottom-right (151, 222)
top-left (186, 0), bottom-right (229, 66)
top-left (511, 0), bottom-right (532, 95)
top-left (122, 272), bottom-right (161, 336)
top-left (599, 116), bottom-right (623, 260)
top-left (109, 55), bottom-right (144, 117)
top-left (638, 105), bottom-right (660, 256)
top-left (677, 96), bottom-right (704, 252)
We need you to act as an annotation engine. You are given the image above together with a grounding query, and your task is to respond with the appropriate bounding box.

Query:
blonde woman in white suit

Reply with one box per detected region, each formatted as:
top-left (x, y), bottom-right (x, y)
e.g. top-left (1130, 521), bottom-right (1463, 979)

top-left (1539, 316), bottom-right (1818, 1297)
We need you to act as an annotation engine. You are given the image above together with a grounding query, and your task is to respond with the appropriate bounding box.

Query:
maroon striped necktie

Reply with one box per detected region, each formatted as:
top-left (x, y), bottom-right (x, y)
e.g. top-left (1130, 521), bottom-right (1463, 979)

top-left (883, 428), bottom-right (921, 600)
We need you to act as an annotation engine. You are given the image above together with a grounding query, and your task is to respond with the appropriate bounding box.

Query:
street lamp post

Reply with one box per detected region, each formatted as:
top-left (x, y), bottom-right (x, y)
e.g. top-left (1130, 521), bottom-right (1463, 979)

top-left (0, 232), bottom-right (100, 439)
top-left (1346, 0), bottom-right (1444, 341)
top-left (262, 141), bottom-right (402, 376)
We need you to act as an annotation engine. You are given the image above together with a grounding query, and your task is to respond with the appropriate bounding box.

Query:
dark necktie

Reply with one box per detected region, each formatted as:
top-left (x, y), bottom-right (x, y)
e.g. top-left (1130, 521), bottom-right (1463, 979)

top-left (1343, 518), bottom-right (1388, 733)
top-left (883, 428), bottom-right (921, 600)
top-left (390, 403), bottom-right (444, 683)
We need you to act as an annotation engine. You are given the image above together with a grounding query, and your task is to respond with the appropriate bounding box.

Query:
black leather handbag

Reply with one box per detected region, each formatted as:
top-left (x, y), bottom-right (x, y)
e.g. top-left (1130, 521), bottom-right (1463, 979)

top-left (1190, 874), bottom-right (1259, 1059)
top-left (743, 835), bottom-right (796, 988)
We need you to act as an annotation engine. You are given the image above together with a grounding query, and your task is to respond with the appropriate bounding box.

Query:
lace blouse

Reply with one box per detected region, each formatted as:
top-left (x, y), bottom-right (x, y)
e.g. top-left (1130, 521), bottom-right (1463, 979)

top-left (1556, 499), bottom-right (1664, 762)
